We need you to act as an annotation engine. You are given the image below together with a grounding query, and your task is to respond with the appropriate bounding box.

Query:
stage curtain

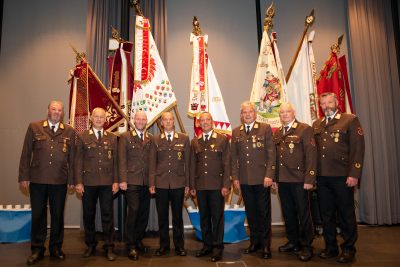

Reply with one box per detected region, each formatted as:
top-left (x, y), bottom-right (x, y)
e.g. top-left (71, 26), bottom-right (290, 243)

top-left (347, 0), bottom-right (400, 225)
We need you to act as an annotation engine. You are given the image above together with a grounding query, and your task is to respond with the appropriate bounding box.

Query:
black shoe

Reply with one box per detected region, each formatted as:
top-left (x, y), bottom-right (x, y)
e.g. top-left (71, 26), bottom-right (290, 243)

top-left (244, 244), bottom-right (261, 254)
top-left (155, 247), bottom-right (170, 256)
top-left (175, 247), bottom-right (187, 256)
top-left (279, 242), bottom-right (300, 252)
top-left (299, 250), bottom-right (313, 261)
top-left (50, 250), bottom-right (65, 260)
top-left (128, 249), bottom-right (138, 260)
top-left (337, 252), bottom-right (355, 263)
top-left (211, 252), bottom-right (222, 262)
top-left (262, 247), bottom-right (271, 259)
top-left (106, 248), bottom-right (116, 261)
top-left (136, 242), bottom-right (148, 253)
top-left (83, 247), bottom-right (95, 258)
top-left (319, 248), bottom-right (339, 259)
top-left (27, 253), bottom-right (44, 265)
top-left (196, 248), bottom-right (212, 257)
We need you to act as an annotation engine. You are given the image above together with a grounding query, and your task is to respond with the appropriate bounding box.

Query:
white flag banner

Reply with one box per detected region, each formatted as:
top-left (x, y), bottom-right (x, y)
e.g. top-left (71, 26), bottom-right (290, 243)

top-left (188, 33), bottom-right (231, 137)
top-left (250, 30), bottom-right (287, 129)
top-left (131, 16), bottom-right (177, 128)
top-left (286, 31), bottom-right (317, 126)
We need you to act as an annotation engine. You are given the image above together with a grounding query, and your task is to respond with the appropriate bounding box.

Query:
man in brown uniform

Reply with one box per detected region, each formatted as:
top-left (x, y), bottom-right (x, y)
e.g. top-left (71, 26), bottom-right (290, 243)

top-left (74, 108), bottom-right (119, 261)
top-left (118, 111), bottom-right (153, 260)
top-left (19, 101), bottom-right (75, 265)
top-left (149, 112), bottom-right (190, 256)
top-left (190, 112), bottom-right (230, 262)
top-left (231, 101), bottom-right (276, 259)
top-left (312, 92), bottom-right (365, 263)
top-left (273, 103), bottom-right (316, 262)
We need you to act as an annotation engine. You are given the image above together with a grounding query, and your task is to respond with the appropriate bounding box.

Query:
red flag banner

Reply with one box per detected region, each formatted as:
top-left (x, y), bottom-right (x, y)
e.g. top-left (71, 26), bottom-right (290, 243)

top-left (317, 52), bottom-right (346, 118)
top-left (338, 55), bottom-right (354, 113)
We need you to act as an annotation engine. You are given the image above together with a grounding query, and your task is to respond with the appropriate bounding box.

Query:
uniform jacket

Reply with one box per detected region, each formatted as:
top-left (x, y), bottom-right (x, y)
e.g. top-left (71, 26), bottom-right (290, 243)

top-left (273, 120), bottom-right (317, 184)
top-left (74, 129), bottom-right (118, 186)
top-left (118, 130), bottom-right (153, 185)
top-left (231, 122), bottom-right (276, 184)
top-left (149, 132), bottom-right (190, 189)
top-left (190, 132), bottom-right (231, 190)
top-left (312, 112), bottom-right (365, 179)
top-left (19, 120), bottom-right (75, 185)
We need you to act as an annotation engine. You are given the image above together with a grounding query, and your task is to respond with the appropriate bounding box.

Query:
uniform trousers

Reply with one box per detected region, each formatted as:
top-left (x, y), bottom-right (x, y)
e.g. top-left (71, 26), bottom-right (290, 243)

top-left (155, 187), bottom-right (185, 248)
top-left (196, 189), bottom-right (225, 253)
top-left (278, 182), bottom-right (314, 250)
top-left (29, 183), bottom-right (67, 254)
top-left (82, 185), bottom-right (115, 250)
top-left (240, 184), bottom-right (271, 248)
top-left (125, 184), bottom-right (150, 250)
top-left (316, 176), bottom-right (357, 254)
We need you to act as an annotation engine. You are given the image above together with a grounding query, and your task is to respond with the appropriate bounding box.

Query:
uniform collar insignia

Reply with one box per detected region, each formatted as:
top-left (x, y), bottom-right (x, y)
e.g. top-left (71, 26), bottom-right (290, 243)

top-left (211, 144), bottom-right (215, 149)
top-left (279, 126), bottom-right (282, 130)
top-left (322, 117), bottom-right (326, 122)
top-left (59, 123), bottom-right (64, 129)
top-left (146, 132), bottom-right (149, 138)
top-left (198, 133), bottom-right (202, 139)
top-left (161, 133), bottom-right (165, 139)
top-left (132, 131), bottom-right (137, 137)
top-left (335, 113), bottom-right (341, 119)
top-left (43, 121), bottom-right (48, 127)
top-left (240, 125), bottom-right (244, 131)
top-left (104, 131), bottom-right (107, 136)
top-left (292, 122), bottom-right (298, 129)
top-left (174, 133), bottom-right (179, 138)
top-left (254, 123), bottom-right (259, 129)
top-left (89, 129), bottom-right (94, 135)
top-left (212, 132), bottom-right (217, 138)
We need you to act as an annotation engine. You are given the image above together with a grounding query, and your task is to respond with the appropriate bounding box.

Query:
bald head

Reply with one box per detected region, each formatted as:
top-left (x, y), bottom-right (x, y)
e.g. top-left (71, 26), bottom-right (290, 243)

top-left (134, 111), bottom-right (148, 132)
top-left (161, 112), bottom-right (175, 133)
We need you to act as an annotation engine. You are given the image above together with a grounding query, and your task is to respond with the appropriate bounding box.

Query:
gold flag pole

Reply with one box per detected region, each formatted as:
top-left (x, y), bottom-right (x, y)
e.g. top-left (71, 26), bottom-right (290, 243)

top-left (316, 35), bottom-right (344, 82)
top-left (70, 43), bottom-right (136, 130)
top-left (285, 9), bottom-right (315, 83)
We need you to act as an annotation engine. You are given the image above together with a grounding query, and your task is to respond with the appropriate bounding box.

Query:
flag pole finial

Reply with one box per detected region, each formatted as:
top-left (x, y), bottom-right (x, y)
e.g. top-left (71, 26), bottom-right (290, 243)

top-left (305, 8), bottom-right (315, 27)
top-left (111, 25), bottom-right (124, 42)
top-left (192, 16), bottom-right (202, 36)
top-left (130, 0), bottom-right (143, 16)
top-left (70, 42), bottom-right (87, 64)
top-left (331, 34), bottom-right (344, 54)
top-left (264, 2), bottom-right (275, 31)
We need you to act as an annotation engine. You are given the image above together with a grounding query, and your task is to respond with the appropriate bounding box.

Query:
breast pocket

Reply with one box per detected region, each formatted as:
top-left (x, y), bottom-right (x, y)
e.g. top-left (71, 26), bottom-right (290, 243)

top-left (332, 128), bottom-right (348, 142)
top-left (84, 143), bottom-right (95, 158)
top-left (58, 138), bottom-right (71, 153)
top-left (173, 145), bottom-right (185, 159)
top-left (33, 136), bottom-right (47, 149)
top-left (256, 136), bottom-right (266, 149)
top-left (128, 144), bottom-right (141, 157)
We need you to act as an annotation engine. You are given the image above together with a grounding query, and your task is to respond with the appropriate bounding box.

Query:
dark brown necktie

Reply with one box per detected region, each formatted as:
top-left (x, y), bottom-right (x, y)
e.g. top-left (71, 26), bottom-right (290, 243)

top-left (284, 126), bottom-right (289, 135)
top-left (167, 134), bottom-right (171, 144)
top-left (205, 134), bottom-right (210, 146)
top-left (51, 126), bottom-right (55, 134)
top-left (246, 126), bottom-right (250, 134)
top-left (97, 131), bottom-right (101, 142)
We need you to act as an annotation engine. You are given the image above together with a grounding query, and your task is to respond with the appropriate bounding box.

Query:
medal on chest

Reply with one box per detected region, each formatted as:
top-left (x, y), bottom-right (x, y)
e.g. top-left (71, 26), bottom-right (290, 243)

top-left (178, 151), bottom-right (182, 160)
top-left (289, 141), bottom-right (294, 153)
top-left (108, 150), bottom-right (112, 159)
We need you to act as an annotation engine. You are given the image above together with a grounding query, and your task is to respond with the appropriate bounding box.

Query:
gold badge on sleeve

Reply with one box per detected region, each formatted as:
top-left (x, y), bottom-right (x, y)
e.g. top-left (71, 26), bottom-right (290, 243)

top-left (108, 150), bottom-right (112, 159)
top-left (355, 163), bottom-right (361, 168)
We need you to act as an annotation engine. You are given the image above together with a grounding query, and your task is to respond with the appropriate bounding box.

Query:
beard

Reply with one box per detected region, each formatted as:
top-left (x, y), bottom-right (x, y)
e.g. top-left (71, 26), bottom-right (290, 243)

top-left (323, 105), bottom-right (337, 117)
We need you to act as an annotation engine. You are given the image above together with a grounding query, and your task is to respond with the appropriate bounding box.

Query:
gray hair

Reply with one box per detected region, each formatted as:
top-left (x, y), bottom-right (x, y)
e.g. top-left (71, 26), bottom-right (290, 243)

top-left (48, 101), bottom-right (64, 110)
top-left (240, 101), bottom-right (257, 113)
top-left (279, 102), bottom-right (295, 112)
top-left (161, 111), bottom-right (174, 120)
top-left (320, 92), bottom-right (337, 101)
top-left (92, 107), bottom-right (106, 116)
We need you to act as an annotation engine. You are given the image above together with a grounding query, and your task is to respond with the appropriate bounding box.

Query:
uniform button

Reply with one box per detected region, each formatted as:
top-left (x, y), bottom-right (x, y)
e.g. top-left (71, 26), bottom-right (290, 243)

top-left (169, 163), bottom-right (171, 165)
top-left (169, 156), bottom-right (171, 158)
top-left (323, 155), bottom-right (325, 157)
top-left (247, 161), bottom-right (249, 163)
top-left (51, 146), bottom-right (53, 149)
top-left (281, 148), bottom-right (283, 150)
top-left (205, 149), bottom-right (207, 151)
top-left (99, 152), bottom-right (101, 155)
top-left (83, 171), bottom-right (85, 173)
top-left (169, 170), bottom-right (171, 172)
top-left (99, 160), bottom-right (101, 162)
top-left (280, 163), bottom-right (282, 166)
top-left (282, 141), bottom-right (285, 143)
top-left (247, 147), bottom-right (249, 149)
top-left (205, 156), bottom-right (207, 158)
top-left (323, 147), bottom-right (325, 149)
top-left (325, 131), bottom-right (327, 134)
top-left (280, 155), bottom-right (282, 157)
top-left (99, 146), bottom-right (101, 147)
top-left (298, 167), bottom-right (300, 169)
top-left (50, 154), bottom-right (53, 156)
top-left (142, 161), bottom-right (145, 163)
top-left (169, 148), bottom-right (171, 150)
top-left (205, 163), bottom-right (207, 166)
top-left (247, 154), bottom-right (249, 156)
top-left (342, 158), bottom-right (345, 160)
top-left (49, 162), bottom-right (52, 164)
top-left (142, 169), bottom-right (144, 171)
top-left (205, 171), bottom-right (207, 174)
top-left (247, 140), bottom-right (249, 142)
top-left (99, 168), bottom-right (101, 170)
top-left (324, 139), bottom-right (326, 141)
top-left (51, 139), bottom-right (54, 142)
